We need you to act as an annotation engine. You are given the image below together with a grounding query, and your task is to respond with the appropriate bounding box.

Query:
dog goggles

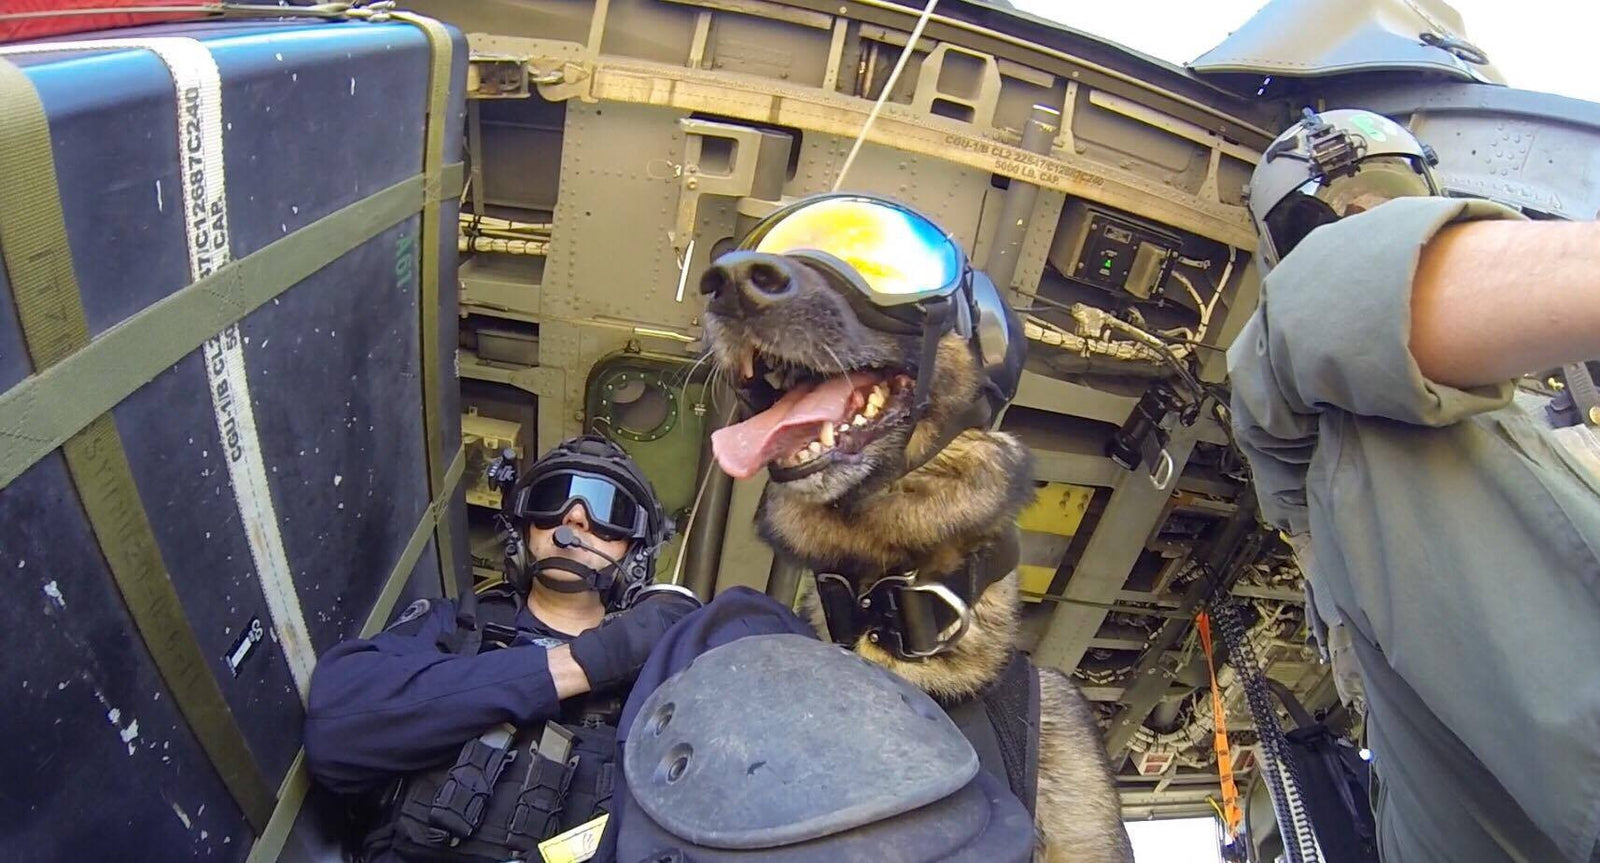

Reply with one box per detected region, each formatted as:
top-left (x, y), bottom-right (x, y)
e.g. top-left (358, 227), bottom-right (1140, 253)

top-left (746, 196), bottom-right (965, 308)
top-left (512, 469), bottom-right (646, 541)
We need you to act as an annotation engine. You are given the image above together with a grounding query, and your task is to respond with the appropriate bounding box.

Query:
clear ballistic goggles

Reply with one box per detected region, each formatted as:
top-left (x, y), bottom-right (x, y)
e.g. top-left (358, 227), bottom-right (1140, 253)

top-left (1263, 155), bottom-right (1437, 263)
top-left (745, 196), bottom-right (967, 317)
top-left (514, 469), bottom-right (646, 542)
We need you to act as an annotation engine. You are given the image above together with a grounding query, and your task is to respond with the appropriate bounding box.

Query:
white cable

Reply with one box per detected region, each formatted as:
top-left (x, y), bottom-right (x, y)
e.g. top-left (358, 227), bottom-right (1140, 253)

top-left (1172, 271), bottom-right (1208, 341)
top-left (833, 0), bottom-right (941, 191)
top-left (1202, 248), bottom-right (1237, 339)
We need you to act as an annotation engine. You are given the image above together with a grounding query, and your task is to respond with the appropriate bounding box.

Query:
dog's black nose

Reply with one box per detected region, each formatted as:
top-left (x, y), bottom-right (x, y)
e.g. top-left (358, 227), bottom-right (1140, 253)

top-left (699, 251), bottom-right (796, 314)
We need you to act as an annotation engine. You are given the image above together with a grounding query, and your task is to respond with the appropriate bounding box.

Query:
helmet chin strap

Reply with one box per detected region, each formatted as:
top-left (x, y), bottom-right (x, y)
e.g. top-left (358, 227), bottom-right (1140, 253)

top-left (531, 556), bottom-right (617, 594)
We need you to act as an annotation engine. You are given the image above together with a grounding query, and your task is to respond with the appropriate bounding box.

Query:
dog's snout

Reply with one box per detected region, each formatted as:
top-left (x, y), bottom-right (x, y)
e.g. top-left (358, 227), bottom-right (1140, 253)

top-left (699, 251), bottom-right (797, 314)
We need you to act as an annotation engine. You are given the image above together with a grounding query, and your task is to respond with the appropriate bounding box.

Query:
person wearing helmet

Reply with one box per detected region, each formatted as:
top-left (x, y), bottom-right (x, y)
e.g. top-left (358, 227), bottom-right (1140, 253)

top-left (1229, 108), bottom-right (1600, 861)
top-left (303, 434), bottom-right (701, 862)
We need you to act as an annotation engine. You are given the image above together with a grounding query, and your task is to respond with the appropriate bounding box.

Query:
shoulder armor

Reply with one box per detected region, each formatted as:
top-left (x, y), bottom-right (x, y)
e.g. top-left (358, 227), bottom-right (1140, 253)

top-left (624, 633), bottom-right (978, 848)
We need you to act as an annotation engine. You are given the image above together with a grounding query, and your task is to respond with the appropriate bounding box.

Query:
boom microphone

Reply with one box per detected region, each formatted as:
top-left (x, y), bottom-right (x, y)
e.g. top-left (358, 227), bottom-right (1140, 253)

top-left (553, 525), bottom-right (625, 569)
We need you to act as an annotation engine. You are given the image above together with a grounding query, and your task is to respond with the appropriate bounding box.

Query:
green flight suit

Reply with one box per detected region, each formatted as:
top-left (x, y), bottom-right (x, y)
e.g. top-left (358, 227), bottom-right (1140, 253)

top-left (1227, 196), bottom-right (1600, 862)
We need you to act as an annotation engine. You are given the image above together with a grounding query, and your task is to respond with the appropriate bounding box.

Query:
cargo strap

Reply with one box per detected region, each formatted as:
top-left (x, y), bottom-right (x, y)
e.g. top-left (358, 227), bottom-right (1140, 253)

top-left (392, 9), bottom-right (464, 601)
top-left (247, 444), bottom-right (466, 863)
top-left (1198, 611), bottom-right (1245, 839)
top-left (0, 56), bottom-right (276, 831)
top-left (0, 164), bottom-right (464, 490)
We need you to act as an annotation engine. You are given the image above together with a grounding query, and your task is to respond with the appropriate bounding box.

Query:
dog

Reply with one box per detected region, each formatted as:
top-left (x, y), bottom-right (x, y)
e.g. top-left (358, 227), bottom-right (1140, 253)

top-left (699, 251), bottom-right (1135, 861)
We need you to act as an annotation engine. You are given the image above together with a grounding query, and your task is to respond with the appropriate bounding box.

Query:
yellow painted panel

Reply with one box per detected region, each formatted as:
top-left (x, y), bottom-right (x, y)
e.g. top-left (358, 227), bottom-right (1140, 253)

top-left (1018, 564), bottom-right (1057, 602)
top-left (1017, 482), bottom-right (1094, 537)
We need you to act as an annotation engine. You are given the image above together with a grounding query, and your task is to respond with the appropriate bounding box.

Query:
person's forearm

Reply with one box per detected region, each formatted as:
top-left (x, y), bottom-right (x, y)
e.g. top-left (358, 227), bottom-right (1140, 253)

top-left (548, 643), bottom-right (592, 700)
top-left (1410, 219), bottom-right (1600, 388)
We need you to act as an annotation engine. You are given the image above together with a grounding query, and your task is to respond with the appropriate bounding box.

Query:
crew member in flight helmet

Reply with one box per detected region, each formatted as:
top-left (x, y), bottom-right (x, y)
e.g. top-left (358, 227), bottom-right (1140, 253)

top-left (1231, 107), bottom-right (1600, 862)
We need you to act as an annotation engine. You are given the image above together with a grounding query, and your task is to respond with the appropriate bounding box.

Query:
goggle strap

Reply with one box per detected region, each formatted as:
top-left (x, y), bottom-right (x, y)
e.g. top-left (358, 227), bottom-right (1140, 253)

top-left (911, 296), bottom-right (954, 419)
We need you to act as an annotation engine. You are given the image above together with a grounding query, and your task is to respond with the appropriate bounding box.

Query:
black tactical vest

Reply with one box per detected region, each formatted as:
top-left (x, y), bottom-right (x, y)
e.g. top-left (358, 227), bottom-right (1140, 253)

top-left (360, 588), bottom-right (622, 862)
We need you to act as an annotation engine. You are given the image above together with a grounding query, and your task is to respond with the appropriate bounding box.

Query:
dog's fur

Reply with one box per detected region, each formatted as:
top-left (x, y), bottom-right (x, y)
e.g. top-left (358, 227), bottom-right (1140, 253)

top-left (701, 253), bottom-right (1134, 861)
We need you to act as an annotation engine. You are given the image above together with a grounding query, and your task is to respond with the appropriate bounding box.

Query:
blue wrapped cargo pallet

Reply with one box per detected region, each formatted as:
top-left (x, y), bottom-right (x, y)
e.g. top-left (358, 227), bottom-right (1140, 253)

top-left (0, 12), bottom-right (468, 861)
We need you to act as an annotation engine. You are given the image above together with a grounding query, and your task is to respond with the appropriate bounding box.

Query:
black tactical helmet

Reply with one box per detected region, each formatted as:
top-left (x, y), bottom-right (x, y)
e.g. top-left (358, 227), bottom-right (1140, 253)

top-left (502, 435), bottom-right (672, 605)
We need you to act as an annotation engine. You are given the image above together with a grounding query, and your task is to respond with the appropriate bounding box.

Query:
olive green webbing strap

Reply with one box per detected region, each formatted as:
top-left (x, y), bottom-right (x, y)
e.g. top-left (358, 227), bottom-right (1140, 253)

top-left (0, 58), bottom-right (276, 831)
top-left (246, 444), bottom-right (466, 863)
top-left (0, 163), bottom-right (465, 490)
top-left (391, 9), bottom-right (463, 601)
top-left (251, 18), bottom-right (469, 850)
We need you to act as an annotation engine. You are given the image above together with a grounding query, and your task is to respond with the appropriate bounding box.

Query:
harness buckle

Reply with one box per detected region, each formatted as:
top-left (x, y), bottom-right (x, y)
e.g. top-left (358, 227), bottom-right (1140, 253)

top-left (816, 572), bottom-right (972, 660)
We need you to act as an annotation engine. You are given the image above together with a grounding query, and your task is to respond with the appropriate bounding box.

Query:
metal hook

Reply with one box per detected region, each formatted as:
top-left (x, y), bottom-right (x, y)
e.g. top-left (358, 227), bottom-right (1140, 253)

top-left (1149, 448), bottom-right (1174, 491)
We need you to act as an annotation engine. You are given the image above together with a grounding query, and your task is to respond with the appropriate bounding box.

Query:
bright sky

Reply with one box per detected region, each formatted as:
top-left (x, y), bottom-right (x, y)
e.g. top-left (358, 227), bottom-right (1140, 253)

top-left (1007, 0), bottom-right (1600, 105)
top-left (1126, 818), bottom-right (1226, 863)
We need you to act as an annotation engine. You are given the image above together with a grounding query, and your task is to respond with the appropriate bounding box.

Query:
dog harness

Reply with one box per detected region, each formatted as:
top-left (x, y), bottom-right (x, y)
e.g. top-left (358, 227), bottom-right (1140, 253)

top-left (813, 526), bottom-right (1021, 661)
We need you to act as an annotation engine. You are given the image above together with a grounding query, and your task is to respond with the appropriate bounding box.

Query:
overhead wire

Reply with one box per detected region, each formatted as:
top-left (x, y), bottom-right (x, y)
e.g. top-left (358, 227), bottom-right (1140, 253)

top-left (833, 0), bottom-right (941, 191)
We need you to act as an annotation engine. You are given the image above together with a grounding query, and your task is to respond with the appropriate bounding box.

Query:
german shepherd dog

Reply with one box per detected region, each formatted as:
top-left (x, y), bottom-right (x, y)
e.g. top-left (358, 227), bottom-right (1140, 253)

top-left (700, 253), bottom-right (1135, 861)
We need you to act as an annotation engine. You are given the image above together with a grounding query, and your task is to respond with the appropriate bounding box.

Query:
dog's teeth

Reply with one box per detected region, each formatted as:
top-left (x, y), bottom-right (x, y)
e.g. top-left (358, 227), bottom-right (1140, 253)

top-left (740, 346), bottom-right (757, 381)
top-left (764, 370), bottom-right (784, 389)
top-left (867, 389), bottom-right (886, 410)
top-left (852, 414), bottom-right (868, 427)
top-left (864, 402), bottom-right (880, 419)
top-left (807, 441), bottom-right (823, 456)
top-left (819, 423), bottom-right (835, 448)
top-left (836, 422), bottom-right (851, 434)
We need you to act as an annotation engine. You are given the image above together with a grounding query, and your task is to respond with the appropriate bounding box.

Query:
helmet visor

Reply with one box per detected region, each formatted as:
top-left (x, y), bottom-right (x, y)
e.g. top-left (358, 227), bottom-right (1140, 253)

top-left (750, 197), bottom-right (963, 306)
top-left (1263, 155), bottom-right (1436, 263)
top-left (518, 470), bottom-right (644, 541)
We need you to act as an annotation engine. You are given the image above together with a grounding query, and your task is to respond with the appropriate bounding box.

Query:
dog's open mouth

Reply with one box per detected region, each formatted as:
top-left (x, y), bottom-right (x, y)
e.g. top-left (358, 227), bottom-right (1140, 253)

top-left (711, 348), bottom-right (913, 481)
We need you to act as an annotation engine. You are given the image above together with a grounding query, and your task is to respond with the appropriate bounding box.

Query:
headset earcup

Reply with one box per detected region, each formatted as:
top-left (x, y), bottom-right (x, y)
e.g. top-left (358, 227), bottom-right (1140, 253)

top-left (506, 537), bottom-right (531, 594)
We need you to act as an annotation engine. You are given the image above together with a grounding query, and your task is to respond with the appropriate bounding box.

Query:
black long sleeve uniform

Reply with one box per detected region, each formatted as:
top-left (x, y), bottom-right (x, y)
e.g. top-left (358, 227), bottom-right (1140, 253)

top-left (303, 598), bottom-right (570, 796)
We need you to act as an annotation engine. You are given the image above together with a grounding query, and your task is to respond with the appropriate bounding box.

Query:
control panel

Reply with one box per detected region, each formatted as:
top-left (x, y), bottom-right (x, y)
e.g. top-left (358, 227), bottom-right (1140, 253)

top-left (1048, 201), bottom-right (1184, 300)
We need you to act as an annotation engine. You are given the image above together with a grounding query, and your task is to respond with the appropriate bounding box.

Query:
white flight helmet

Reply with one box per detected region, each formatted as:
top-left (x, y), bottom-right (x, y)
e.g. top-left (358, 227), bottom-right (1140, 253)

top-left (1248, 108), bottom-right (1442, 273)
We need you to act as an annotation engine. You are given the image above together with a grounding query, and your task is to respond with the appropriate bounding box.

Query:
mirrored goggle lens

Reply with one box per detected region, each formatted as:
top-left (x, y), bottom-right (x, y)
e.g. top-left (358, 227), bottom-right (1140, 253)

top-left (523, 471), bottom-right (642, 539)
top-left (753, 198), bottom-right (962, 304)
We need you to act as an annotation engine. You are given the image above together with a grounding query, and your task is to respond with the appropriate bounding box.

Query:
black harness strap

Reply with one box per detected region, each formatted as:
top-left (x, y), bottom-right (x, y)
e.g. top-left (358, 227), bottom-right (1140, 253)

top-left (440, 582), bottom-right (523, 657)
top-left (814, 527), bottom-right (1021, 661)
top-left (939, 651), bottom-right (1041, 816)
top-left (979, 651), bottom-right (1041, 815)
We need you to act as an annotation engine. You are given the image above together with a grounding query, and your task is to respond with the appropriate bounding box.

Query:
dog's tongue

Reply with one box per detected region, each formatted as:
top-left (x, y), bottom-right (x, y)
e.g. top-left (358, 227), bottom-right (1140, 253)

top-left (713, 373), bottom-right (868, 479)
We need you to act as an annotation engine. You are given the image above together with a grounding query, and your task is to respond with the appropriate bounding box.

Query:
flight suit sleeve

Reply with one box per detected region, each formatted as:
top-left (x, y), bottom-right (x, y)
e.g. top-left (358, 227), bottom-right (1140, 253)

top-left (1226, 196), bottom-right (1523, 531)
top-left (303, 598), bottom-right (563, 795)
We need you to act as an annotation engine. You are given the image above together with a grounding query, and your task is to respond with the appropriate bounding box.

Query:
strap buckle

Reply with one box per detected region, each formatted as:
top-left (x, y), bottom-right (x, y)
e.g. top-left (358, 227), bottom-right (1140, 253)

top-left (815, 572), bottom-right (972, 660)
